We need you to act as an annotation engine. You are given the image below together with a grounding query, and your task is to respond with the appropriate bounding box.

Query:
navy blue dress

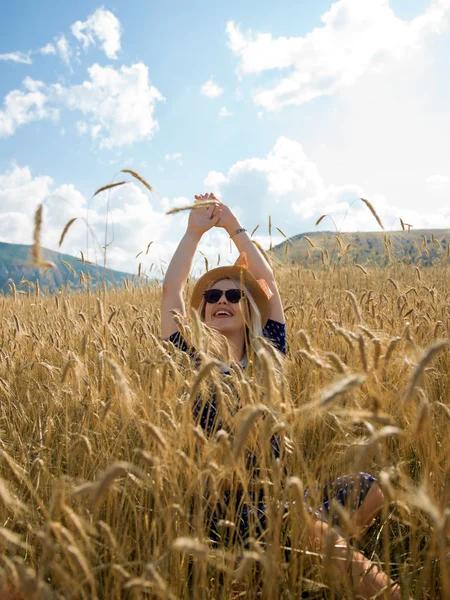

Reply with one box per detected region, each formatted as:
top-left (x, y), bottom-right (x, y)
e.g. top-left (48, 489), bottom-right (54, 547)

top-left (167, 320), bottom-right (376, 543)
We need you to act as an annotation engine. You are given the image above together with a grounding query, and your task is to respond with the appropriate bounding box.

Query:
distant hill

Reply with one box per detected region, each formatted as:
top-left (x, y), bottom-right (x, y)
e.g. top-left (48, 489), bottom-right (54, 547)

top-left (272, 229), bottom-right (450, 268)
top-left (2, 228), bottom-right (450, 296)
top-left (0, 242), bottom-right (133, 295)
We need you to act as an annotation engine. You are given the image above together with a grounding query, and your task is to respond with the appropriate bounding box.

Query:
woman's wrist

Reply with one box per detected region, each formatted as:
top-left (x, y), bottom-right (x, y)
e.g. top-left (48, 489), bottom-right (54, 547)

top-left (224, 218), bottom-right (243, 237)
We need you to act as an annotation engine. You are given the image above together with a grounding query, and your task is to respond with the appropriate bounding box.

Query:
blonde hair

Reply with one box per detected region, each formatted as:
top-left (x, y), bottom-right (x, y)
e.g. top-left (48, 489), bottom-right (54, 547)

top-left (195, 277), bottom-right (264, 358)
top-left (195, 277), bottom-right (290, 432)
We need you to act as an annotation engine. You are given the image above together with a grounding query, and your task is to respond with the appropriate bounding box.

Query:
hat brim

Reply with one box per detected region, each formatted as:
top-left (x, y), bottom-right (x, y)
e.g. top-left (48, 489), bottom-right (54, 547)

top-left (190, 266), bottom-right (270, 326)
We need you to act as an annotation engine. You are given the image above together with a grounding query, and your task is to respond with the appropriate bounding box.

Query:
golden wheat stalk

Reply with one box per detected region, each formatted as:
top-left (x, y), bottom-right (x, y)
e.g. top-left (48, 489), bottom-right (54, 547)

top-left (61, 260), bottom-right (76, 276)
top-left (93, 181), bottom-right (127, 196)
top-left (354, 263), bottom-right (368, 275)
top-left (59, 218), bottom-right (78, 247)
top-left (346, 290), bottom-right (362, 322)
top-left (232, 404), bottom-right (266, 459)
top-left (404, 340), bottom-right (450, 403)
top-left (74, 461), bottom-right (147, 510)
top-left (360, 198), bottom-right (384, 230)
top-left (324, 352), bottom-right (347, 374)
top-left (140, 421), bottom-right (167, 449)
top-left (31, 203), bottom-right (43, 265)
top-left (166, 201), bottom-right (216, 215)
top-left (172, 537), bottom-right (208, 559)
top-left (319, 374), bottom-right (365, 407)
top-left (106, 358), bottom-right (133, 413)
top-left (353, 426), bottom-right (404, 471)
top-left (121, 169), bottom-right (153, 192)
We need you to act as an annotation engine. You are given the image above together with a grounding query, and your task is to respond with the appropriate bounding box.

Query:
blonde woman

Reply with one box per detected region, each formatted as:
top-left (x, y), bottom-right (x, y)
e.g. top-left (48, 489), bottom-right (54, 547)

top-left (161, 193), bottom-right (407, 599)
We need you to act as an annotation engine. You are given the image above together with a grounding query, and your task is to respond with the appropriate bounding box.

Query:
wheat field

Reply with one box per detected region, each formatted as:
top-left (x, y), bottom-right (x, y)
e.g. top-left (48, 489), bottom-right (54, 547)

top-left (0, 259), bottom-right (449, 599)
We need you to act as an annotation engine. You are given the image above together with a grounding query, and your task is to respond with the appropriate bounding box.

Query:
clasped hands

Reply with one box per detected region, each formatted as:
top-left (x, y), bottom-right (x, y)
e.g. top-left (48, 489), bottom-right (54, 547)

top-left (187, 192), bottom-right (239, 237)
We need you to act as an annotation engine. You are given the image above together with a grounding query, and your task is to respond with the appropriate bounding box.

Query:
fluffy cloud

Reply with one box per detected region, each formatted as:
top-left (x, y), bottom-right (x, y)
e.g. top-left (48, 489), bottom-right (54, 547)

top-left (4, 8), bottom-right (121, 72)
top-left (0, 164), bottom-right (254, 278)
top-left (71, 8), bottom-right (121, 59)
top-left (227, 0), bottom-right (450, 110)
top-left (200, 78), bottom-right (224, 98)
top-left (0, 164), bottom-right (175, 273)
top-left (0, 78), bottom-right (59, 138)
top-left (0, 51), bottom-right (32, 64)
top-left (204, 136), bottom-right (450, 234)
top-left (55, 35), bottom-right (72, 66)
top-left (53, 63), bottom-right (164, 148)
top-left (0, 64), bottom-right (164, 147)
top-left (39, 43), bottom-right (57, 56)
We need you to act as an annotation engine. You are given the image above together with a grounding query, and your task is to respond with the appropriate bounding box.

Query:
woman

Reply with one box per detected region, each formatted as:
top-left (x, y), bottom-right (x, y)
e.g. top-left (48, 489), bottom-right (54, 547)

top-left (161, 193), bottom-right (405, 599)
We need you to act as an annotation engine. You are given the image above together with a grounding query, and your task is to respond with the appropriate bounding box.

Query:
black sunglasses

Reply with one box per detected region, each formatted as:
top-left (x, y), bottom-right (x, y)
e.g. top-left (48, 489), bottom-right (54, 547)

top-left (203, 288), bottom-right (245, 304)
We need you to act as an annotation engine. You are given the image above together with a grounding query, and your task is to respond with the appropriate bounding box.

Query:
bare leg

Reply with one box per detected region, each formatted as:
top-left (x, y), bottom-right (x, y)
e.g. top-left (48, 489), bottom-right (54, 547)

top-left (308, 520), bottom-right (409, 599)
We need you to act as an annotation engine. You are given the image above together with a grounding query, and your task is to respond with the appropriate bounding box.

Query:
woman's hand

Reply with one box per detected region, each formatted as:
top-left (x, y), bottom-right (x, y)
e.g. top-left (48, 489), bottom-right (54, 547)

top-left (187, 193), bottom-right (223, 237)
top-left (207, 194), bottom-right (240, 235)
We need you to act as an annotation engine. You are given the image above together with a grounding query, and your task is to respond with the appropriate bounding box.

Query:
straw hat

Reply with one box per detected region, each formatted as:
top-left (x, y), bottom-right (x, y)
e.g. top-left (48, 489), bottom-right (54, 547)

top-left (190, 252), bottom-right (273, 326)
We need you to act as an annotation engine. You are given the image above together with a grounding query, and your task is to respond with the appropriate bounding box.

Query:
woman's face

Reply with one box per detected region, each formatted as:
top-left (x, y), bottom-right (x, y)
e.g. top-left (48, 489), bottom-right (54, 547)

top-left (203, 279), bottom-right (246, 334)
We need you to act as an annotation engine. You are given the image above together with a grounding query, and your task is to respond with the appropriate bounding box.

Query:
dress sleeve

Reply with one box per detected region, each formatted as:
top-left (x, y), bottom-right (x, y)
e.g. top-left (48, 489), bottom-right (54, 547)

top-left (166, 330), bottom-right (189, 353)
top-left (263, 319), bottom-right (287, 355)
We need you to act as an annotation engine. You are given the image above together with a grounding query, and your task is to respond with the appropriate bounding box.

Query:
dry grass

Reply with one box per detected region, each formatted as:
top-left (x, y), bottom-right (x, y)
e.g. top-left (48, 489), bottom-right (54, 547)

top-left (0, 261), bottom-right (449, 599)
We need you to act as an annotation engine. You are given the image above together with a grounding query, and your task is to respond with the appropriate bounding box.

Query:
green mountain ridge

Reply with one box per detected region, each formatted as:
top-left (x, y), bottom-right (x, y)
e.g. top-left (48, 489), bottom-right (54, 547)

top-left (2, 228), bottom-right (450, 295)
top-left (0, 241), bottom-right (133, 295)
top-left (271, 228), bottom-right (450, 267)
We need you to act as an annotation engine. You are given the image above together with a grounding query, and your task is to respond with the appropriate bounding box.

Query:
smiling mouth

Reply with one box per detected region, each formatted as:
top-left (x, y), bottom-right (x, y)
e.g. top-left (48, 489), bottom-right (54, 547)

top-left (212, 310), bottom-right (233, 318)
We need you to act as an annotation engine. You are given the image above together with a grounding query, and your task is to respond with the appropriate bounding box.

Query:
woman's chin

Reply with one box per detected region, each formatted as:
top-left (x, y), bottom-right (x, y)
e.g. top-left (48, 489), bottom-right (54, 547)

top-left (208, 318), bottom-right (237, 332)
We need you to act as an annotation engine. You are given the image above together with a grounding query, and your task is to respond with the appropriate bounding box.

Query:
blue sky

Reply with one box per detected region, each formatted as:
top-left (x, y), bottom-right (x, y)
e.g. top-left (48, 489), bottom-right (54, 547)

top-left (1, 0), bottom-right (450, 275)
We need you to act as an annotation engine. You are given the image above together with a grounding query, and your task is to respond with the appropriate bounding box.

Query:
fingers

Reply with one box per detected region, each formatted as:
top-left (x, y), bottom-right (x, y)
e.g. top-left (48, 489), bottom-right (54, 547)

top-left (194, 193), bottom-right (221, 221)
top-left (194, 192), bottom-right (221, 202)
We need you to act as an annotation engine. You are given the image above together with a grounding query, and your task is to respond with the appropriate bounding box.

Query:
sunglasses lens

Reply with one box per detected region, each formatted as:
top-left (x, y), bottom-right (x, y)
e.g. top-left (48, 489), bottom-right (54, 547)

top-left (226, 289), bottom-right (243, 303)
top-left (203, 289), bottom-right (222, 303)
top-left (203, 288), bottom-right (244, 304)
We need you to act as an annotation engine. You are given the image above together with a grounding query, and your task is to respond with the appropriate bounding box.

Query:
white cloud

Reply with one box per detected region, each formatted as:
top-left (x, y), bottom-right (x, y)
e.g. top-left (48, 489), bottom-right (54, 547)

top-left (0, 165), bottom-right (235, 277)
top-left (203, 170), bottom-right (229, 196)
top-left (0, 164), bottom-right (175, 273)
top-left (0, 51), bottom-right (32, 64)
top-left (0, 80), bottom-right (58, 138)
top-left (165, 152), bottom-right (183, 164)
top-left (19, 9), bottom-right (121, 67)
top-left (71, 8), bottom-right (121, 59)
top-left (200, 78), bottom-right (224, 98)
top-left (426, 174), bottom-right (450, 186)
top-left (55, 35), bottom-right (72, 66)
top-left (39, 43), bottom-right (57, 56)
top-left (203, 136), bottom-right (450, 235)
top-left (52, 63), bottom-right (164, 148)
top-left (219, 106), bottom-right (233, 118)
top-left (227, 0), bottom-right (450, 111)
top-left (0, 63), bottom-right (164, 146)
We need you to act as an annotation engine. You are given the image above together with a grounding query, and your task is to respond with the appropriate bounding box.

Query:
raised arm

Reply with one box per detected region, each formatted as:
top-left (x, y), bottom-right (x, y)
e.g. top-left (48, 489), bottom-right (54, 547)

top-left (214, 196), bottom-right (285, 324)
top-left (161, 195), bottom-right (222, 338)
